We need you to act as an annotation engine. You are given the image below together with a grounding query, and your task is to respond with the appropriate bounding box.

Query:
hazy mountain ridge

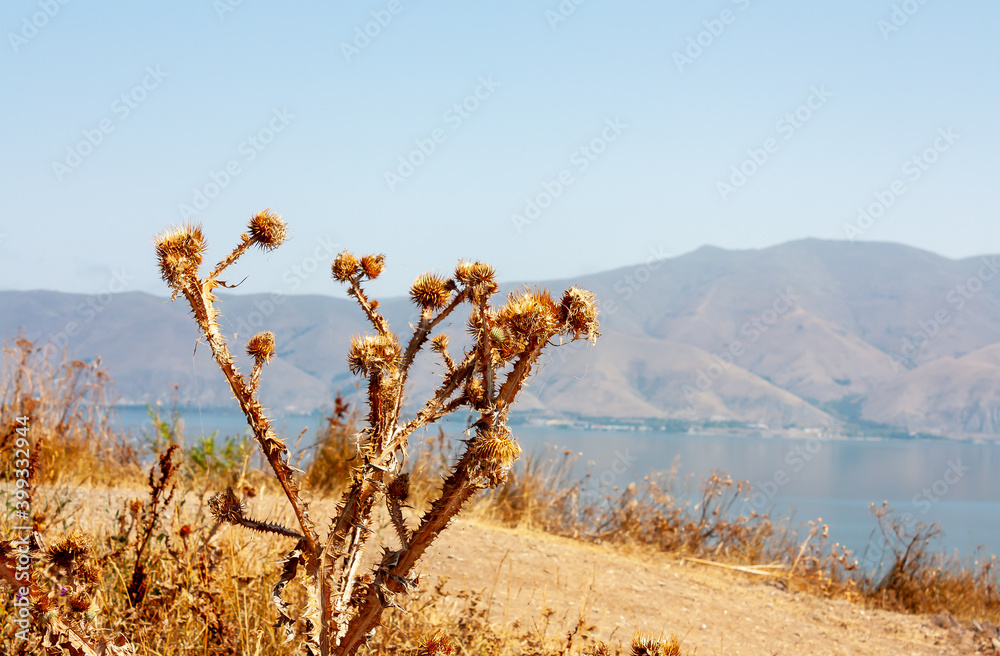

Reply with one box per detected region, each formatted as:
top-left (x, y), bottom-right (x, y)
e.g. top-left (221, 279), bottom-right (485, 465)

top-left (4, 239), bottom-right (1000, 437)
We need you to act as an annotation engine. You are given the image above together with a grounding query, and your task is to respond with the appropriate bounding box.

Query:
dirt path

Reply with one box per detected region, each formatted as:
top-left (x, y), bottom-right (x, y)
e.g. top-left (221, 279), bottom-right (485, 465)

top-left (421, 518), bottom-right (982, 655)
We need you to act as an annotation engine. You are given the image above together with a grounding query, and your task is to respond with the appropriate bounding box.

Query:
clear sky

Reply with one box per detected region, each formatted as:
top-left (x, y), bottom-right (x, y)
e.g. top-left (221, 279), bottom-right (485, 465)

top-left (2, 0), bottom-right (997, 299)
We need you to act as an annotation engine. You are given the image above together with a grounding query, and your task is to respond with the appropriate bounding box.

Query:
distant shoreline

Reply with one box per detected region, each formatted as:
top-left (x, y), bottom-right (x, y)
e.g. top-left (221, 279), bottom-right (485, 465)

top-left (109, 404), bottom-right (1000, 443)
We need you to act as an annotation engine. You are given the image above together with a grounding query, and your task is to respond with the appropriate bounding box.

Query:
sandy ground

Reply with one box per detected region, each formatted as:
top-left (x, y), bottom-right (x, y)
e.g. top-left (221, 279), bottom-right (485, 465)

top-left (420, 518), bottom-right (990, 656)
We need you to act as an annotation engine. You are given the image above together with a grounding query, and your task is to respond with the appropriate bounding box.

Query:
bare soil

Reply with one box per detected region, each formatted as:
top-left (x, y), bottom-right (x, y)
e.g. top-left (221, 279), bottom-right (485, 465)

top-left (422, 517), bottom-right (987, 655)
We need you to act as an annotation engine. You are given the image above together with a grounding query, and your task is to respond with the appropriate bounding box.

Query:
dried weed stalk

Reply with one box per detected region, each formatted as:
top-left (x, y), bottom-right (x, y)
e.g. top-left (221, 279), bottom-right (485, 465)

top-left (152, 210), bottom-right (600, 654)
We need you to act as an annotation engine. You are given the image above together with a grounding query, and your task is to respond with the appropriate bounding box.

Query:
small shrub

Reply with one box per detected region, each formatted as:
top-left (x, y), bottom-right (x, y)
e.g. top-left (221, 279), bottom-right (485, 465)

top-left (859, 501), bottom-right (999, 621)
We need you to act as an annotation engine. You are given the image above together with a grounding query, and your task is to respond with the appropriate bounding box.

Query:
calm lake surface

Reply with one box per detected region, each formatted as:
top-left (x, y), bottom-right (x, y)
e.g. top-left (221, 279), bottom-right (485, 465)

top-left (117, 407), bottom-right (999, 562)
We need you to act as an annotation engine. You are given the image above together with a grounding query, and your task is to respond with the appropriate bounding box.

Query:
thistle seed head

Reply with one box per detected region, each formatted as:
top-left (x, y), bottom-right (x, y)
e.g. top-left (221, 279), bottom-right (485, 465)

top-left (455, 260), bottom-right (496, 287)
top-left (416, 632), bottom-right (455, 655)
top-left (332, 250), bottom-right (360, 282)
top-left (68, 591), bottom-right (92, 613)
top-left (208, 486), bottom-right (246, 524)
top-left (44, 529), bottom-right (92, 570)
top-left (410, 272), bottom-right (452, 310)
top-left (386, 472), bottom-right (411, 502)
top-left (154, 224), bottom-right (206, 290)
top-left (247, 331), bottom-right (276, 364)
top-left (495, 288), bottom-right (560, 348)
top-left (361, 254), bottom-right (386, 279)
top-left (630, 632), bottom-right (685, 656)
top-left (471, 424), bottom-right (521, 486)
top-left (247, 208), bottom-right (287, 251)
top-left (455, 261), bottom-right (499, 302)
top-left (347, 333), bottom-right (401, 376)
top-left (488, 316), bottom-right (525, 363)
top-left (559, 286), bottom-right (601, 342)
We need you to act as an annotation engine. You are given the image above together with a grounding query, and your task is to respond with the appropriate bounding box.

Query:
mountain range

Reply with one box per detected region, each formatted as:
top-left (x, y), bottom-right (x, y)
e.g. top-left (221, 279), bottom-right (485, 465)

top-left (4, 239), bottom-right (1000, 438)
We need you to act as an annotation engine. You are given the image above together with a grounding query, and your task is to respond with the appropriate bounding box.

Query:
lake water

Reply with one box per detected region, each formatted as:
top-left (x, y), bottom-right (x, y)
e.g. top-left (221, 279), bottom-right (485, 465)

top-left (116, 406), bottom-right (999, 564)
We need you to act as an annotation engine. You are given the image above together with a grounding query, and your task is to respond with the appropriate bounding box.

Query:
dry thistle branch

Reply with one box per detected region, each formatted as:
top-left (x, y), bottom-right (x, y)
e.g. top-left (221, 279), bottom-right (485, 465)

top-left (153, 212), bottom-right (600, 655)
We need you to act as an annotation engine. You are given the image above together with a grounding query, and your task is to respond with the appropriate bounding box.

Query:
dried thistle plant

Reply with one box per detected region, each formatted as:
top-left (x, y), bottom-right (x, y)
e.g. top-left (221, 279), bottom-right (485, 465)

top-left (153, 210), bottom-right (600, 655)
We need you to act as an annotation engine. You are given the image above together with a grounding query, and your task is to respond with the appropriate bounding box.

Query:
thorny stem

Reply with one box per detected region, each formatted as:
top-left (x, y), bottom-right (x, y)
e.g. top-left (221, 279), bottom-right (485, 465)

top-left (475, 294), bottom-right (495, 400)
top-left (400, 287), bottom-right (468, 373)
top-left (395, 355), bottom-right (476, 448)
top-left (348, 278), bottom-right (391, 336)
top-left (181, 281), bottom-right (318, 556)
top-left (207, 233), bottom-right (252, 282)
top-left (322, 348), bottom-right (477, 648)
top-left (249, 361), bottom-right (263, 396)
top-left (494, 339), bottom-right (547, 408)
top-left (336, 443), bottom-right (482, 654)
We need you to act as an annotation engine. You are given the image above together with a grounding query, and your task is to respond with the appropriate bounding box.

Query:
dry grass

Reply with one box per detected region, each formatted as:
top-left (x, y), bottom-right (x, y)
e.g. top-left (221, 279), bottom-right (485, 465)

top-left (858, 502), bottom-right (998, 621)
top-left (0, 335), bottom-right (140, 487)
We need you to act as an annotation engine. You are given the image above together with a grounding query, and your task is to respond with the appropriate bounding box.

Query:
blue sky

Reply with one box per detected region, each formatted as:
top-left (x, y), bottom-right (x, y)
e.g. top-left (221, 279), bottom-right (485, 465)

top-left (2, 0), bottom-right (997, 299)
